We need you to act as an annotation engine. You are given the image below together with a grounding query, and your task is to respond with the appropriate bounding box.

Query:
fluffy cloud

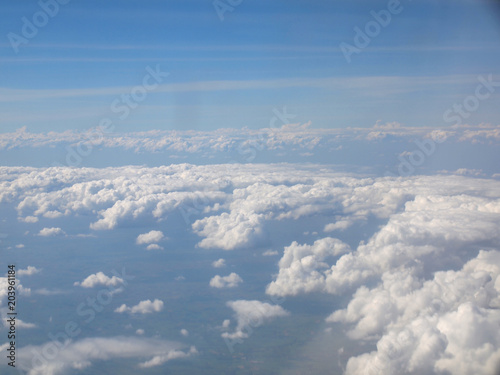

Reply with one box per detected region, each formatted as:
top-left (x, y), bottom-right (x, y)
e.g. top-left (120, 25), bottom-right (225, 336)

top-left (115, 299), bottom-right (164, 314)
top-left (17, 266), bottom-right (40, 276)
top-left (5, 165), bottom-right (499, 254)
top-left (74, 272), bottom-right (124, 288)
top-left (329, 250), bottom-right (500, 375)
top-left (212, 258), bottom-right (226, 268)
top-left (209, 273), bottom-right (243, 288)
top-left (267, 184), bottom-right (500, 297)
top-left (38, 227), bottom-right (65, 236)
top-left (266, 237), bottom-right (350, 296)
top-left (222, 300), bottom-right (290, 340)
top-left (136, 230), bottom-right (164, 245)
top-left (10, 336), bottom-right (195, 375)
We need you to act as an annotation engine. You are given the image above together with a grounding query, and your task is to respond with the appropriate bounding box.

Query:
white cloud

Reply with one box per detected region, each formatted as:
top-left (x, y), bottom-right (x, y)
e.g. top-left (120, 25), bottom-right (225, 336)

top-left (15, 320), bottom-right (37, 329)
top-left (222, 300), bottom-right (290, 340)
top-left (329, 250), bottom-right (500, 375)
top-left (17, 266), bottom-right (40, 276)
top-left (266, 237), bottom-right (350, 296)
top-left (74, 272), bottom-right (124, 288)
top-left (180, 328), bottom-right (189, 337)
top-left (115, 299), bottom-right (164, 314)
top-left (38, 227), bottom-right (65, 237)
top-left (136, 329), bottom-right (145, 335)
top-left (8, 164), bottom-right (495, 254)
top-left (136, 230), bottom-right (164, 245)
top-left (15, 243), bottom-right (25, 248)
top-left (209, 273), bottom-right (243, 288)
top-left (146, 243), bottom-right (163, 250)
top-left (193, 210), bottom-right (266, 250)
top-left (212, 258), bottom-right (226, 268)
top-left (21, 216), bottom-right (38, 223)
top-left (267, 183), bottom-right (500, 297)
top-left (12, 336), bottom-right (195, 375)
top-left (324, 217), bottom-right (356, 232)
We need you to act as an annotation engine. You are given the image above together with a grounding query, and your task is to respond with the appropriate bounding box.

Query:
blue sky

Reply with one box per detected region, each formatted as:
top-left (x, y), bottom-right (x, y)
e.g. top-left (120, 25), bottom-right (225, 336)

top-left (1, 0), bottom-right (500, 132)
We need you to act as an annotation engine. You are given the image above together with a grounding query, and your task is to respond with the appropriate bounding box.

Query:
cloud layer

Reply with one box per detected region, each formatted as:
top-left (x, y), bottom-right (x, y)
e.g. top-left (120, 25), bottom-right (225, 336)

top-left (9, 336), bottom-right (195, 375)
top-left (2, 123), bottom-right (500, 156)
top-left (2, 164), bottom-right (500, 373)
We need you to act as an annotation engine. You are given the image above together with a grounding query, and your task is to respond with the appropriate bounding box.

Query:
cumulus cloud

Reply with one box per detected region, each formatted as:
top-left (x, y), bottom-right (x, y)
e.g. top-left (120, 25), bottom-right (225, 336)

top-left (329, 250), bottom-right (500, 375)
top-left (193, 210), bottom-right (266, 250)
top-left (74, 272), bottom-right (124, 288)
top-left (5, 164), bottom-right (487, 253)
top-left (38, 227), bottom-right (65, 237)
top-left (180, 329), bottom-right (189, 337)
top-left (136, 230), bottom-right (164, 245)
top-left (268, 181), bottom-right (500, 297)
top-left (212, 258), bottom-right (226, 268)
top-left (222, 300), bottom-right (290, 340)
top-left (17, 266), bottom-right (40, 276)
top-left (209, 273), bottom-right (243, 288)
top-left (11, 336), bottom-right (195, 375)
top-left (115, 299), bottom-right (164, 314)
top-left (266, 237), bottom-right (350, 296)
